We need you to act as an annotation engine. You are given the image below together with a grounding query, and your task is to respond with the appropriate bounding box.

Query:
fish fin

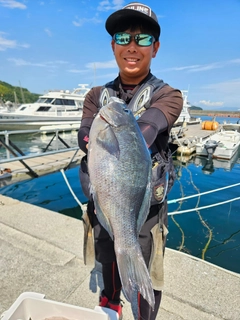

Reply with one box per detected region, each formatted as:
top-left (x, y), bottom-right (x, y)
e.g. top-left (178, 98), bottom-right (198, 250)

top-left (116, 245), bottom-right (154, 317)
top-left (94, 198), bottom-right (114, 240)
top-left (136, 165), bottom-right (152, 234)
top-left (97, 126), bottom-right (120, 159)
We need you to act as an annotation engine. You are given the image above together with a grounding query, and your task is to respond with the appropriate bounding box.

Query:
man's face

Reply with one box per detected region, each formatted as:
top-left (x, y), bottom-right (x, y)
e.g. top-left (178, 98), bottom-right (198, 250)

top-left (111, 29), bottom-right (160, 84)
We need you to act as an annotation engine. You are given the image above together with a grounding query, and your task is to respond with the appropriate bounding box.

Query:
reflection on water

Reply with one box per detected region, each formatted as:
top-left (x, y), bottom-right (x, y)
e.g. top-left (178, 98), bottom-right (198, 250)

top-left (194, 150), bottom-right (240, 174)
top-left (168, 149), bottom-right (240, 273)
top-left (0, 130), bottom-right (78, 159)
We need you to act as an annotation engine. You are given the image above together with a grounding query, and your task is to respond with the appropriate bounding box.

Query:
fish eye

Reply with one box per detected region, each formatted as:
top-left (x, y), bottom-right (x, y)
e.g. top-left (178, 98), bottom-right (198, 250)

top-left (123, 109), bottom-right (130, 113)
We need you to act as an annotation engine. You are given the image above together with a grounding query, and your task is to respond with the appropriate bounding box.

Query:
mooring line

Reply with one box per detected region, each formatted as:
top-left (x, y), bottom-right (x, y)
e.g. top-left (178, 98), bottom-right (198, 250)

top-left (168, 182), bottom-right (240, 204)
top-left (168, 197), bottom-right (240, 216)
top-left (60, 169), bottom-right (87, 213)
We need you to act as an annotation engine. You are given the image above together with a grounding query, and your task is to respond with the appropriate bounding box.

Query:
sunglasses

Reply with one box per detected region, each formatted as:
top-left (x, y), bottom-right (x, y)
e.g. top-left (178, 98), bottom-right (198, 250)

top-left (113, 32), bottom-right (155, 47)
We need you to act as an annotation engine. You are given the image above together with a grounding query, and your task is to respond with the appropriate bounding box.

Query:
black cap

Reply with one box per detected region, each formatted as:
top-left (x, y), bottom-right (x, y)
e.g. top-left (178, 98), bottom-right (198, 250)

top-left (105, 2), bottom-right (160, 38)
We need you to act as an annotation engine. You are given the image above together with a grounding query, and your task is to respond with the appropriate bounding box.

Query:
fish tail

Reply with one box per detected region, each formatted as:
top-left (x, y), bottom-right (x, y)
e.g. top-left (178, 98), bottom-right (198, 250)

top-left (116, 246), bottom-right (155, 316)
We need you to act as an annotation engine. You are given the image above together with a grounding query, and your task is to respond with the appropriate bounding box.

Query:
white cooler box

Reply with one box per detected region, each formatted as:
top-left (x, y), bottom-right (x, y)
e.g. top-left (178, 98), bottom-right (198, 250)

top-left (2, 292), bottom-right (119, 320)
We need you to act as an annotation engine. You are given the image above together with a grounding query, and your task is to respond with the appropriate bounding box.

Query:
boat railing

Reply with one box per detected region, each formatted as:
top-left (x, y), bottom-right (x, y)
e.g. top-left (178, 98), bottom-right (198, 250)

top-left (0, 127), bottom-right (79, 164)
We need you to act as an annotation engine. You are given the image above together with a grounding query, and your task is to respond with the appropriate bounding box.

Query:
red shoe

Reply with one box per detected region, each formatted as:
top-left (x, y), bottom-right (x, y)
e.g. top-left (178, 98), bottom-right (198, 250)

top-left (99, 292), bottom-right (123, 320)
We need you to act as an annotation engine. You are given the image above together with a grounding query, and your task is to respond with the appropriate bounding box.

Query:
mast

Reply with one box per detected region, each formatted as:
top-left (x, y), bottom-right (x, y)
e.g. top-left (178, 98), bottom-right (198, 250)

top-left (19, 81), bottom-right (26, 103)
top-left (14, 91), bottom-right (19, 105)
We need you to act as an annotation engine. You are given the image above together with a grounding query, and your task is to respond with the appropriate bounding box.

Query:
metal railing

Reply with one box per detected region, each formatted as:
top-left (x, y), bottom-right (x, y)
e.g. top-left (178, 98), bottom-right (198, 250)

top-left (0, 127), bottom-right (79, 164)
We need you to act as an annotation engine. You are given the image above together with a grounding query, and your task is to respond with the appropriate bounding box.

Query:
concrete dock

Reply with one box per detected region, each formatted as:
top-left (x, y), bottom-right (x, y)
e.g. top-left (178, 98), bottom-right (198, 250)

top-left (170, 122), bottom-right (219, 151)
top-left (0, 194), bottom-right (240, 320)
top-left (0, 149), bottom-right (85, 187)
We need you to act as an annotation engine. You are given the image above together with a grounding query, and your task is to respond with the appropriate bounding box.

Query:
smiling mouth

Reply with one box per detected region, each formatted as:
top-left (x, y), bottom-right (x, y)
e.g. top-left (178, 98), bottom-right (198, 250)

top-left (125, 58), bottom-right (139, 62)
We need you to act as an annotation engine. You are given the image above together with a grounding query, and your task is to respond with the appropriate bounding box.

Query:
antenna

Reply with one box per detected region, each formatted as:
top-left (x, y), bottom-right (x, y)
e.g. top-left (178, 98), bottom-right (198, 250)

top-left (19, 81), bottom-right (26, 104)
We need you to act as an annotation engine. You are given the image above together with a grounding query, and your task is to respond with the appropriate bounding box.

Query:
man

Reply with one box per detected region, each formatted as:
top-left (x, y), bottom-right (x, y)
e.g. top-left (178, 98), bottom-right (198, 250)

top-left (78, 2), bottom-right (183, 319)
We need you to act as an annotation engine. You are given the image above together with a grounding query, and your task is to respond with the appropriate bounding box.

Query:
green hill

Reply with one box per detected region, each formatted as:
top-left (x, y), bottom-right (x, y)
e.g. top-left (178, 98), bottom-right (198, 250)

top-left (189, 105), bottom-right (202, 110)
top-left (0, 81), bottom-right (40, 104)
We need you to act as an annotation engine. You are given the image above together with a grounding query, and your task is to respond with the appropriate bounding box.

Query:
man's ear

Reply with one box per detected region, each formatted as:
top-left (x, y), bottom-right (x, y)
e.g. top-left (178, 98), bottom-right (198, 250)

top-left (111, 39), bottom-right (115, 53)
top-left (152, 41), bottom-right (160, 58)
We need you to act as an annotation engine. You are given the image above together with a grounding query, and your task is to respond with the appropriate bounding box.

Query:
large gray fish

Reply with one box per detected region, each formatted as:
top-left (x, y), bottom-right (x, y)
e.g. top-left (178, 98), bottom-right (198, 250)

top-left (88, 97), bottom-right (154, 319)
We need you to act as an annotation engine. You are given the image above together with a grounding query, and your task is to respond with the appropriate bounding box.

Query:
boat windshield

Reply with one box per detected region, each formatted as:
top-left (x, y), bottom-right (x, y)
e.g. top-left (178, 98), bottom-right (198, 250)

top-left (53, 99), bottom-right (76, 105)
top-left (36, 98), bottom-right (54, 104)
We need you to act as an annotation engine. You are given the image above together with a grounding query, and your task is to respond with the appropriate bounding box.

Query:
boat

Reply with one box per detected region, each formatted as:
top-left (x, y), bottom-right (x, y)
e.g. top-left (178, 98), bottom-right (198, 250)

top-left (0, 105), bottom-right (9, 113)
top-left (174, 90), bottom-right (201, 126)
top-left (0, 84), bottom-right (90, 131)
top-left (222, 120), bottom-right (240, 132)
top-left (195, 129), bottom-right (240, 160)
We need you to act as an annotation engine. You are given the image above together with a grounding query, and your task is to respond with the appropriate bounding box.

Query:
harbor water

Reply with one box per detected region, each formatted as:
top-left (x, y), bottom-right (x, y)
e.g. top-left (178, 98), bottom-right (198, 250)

top-left (0, 116), bottom-right (240, 274)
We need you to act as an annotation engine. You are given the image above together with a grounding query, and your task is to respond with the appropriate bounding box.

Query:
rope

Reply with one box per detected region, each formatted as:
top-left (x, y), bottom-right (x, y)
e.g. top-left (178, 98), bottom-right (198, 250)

top-left (168, 182), bottom-right (240, 204)
top-left (60, 169), bottom-right (87, 213)
top-left (168, 196), bottom-right (240, 216)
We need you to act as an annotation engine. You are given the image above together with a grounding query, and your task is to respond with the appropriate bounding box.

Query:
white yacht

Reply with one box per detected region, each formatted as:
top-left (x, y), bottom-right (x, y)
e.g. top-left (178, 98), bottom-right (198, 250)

top-left (174, 90), bottom-right (201, 126)
top-left (0, 84), bottom-right (90, 130)
top-left (0, 105), bottom-right (9, 113)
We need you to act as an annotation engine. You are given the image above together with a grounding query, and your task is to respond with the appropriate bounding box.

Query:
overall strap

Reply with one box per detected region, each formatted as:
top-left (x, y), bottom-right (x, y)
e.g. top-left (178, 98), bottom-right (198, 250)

top-left (98, 74), bottom-right (167, 119)
top-left (99, 79), bottom-right (117, 108)
top-left (127, 75), bottom-right (166, 116)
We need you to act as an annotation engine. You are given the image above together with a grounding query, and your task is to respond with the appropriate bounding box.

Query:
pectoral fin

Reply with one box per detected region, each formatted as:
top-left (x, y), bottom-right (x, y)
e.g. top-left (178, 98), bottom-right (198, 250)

top-left (137, 164), bottom-right (152, 234)
top-left (97, 126), bottom-right (120, 159)
top-left (94, 198), bottom-right (114, 240)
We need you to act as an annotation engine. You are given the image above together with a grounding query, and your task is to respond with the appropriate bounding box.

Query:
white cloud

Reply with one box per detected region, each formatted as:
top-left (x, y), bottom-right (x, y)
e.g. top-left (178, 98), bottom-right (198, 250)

top-left (97, 0), bottom-right (124, 11)
top-left (0, 33), bottom-right (29, 51)
top-left (86, 60), bottom-right (117, 69)
top-left (8, 58), bottom-right (46, 67)
top-left (199, 100), bottom-right (224, 107)
top-left (163, 65), bottom-right (200, 72)
top-left (20, 43), bottom-right (30, 48)
top-left (0, 0), bottom-right (26, 9)
top-left (72, 1), bottom-right (124, 27)
top-left (94, 72), bottom-right (118, 80)
top-left (8, 58), bottom-right (69, 68)
top-left (199, 78), bottom-right (240, 108)
top-left (67, 60), bottom-right (117, 77)
top-left (67, 69), bottom-right (90, 74)
top-left (187, 59), bottom-right (240, 72)
top-left (73, 16), bottom-right (102, 27)
top-left (44, 28), bottom-right (52, 37)
top-left (203, 78), bottom-right (240, 95)
top-left (165, 59), bottom-right (240, 73)
top-left (0, 35), bottom-right (17, 51)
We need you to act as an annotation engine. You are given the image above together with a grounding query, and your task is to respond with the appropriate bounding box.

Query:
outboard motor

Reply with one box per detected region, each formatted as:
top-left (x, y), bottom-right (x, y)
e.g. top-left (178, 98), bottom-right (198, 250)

top-left (204, 140), bottom-right (218, 159)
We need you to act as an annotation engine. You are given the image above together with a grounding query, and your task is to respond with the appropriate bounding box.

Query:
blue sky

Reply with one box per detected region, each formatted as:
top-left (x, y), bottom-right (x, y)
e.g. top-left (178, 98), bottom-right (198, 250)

top-left (0, 0), bottom-right (240, 110)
